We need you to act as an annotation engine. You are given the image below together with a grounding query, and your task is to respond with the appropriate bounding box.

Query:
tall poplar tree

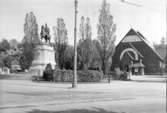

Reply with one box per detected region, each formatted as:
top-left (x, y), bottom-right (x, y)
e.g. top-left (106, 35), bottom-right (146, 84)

top-left (19, 12), bottom-right (39, 70)
top-left (53, 18), bottom-right (68, 69)
top-left (96, 0), bottom-right (116, 75)
top-left (23, 12), bottom-right (39, 43)
top-left (78, 17), bottom-right (93, 71)
top-left (79, 16), bottom-right (85, 41)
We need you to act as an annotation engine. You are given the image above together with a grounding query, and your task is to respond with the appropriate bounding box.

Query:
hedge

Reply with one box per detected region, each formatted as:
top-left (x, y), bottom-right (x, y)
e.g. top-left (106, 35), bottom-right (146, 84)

top-left (53, 69), bottom-right (103, 82)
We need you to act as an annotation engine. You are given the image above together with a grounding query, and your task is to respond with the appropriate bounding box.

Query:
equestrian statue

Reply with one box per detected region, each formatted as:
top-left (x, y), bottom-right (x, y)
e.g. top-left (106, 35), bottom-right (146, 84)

top-left (40, 23), bottom-right (51, 43)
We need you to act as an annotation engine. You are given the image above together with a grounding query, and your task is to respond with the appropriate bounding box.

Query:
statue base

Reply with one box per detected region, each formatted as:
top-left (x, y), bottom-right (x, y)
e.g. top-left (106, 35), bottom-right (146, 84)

top-left (30, 43), bottom-right (56, 76)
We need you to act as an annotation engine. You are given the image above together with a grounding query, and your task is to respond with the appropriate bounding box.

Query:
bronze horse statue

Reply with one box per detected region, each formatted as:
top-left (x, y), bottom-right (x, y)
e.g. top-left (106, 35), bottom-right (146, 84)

top-left (40, 24), bottom-right (51, 43)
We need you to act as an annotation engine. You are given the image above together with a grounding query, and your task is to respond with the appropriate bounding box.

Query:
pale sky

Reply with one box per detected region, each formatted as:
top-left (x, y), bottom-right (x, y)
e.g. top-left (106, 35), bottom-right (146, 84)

top-left (0, 0), bottom-right (166, 45)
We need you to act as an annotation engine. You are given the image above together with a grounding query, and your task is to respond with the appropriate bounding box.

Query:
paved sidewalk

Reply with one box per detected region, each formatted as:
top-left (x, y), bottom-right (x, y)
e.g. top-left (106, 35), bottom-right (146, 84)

top-left (130, 75), bottom-right (167, 82)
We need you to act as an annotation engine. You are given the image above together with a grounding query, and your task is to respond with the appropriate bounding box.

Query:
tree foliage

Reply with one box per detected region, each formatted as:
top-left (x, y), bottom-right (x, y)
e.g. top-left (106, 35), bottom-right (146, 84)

top-left (89, 39), bottom-right (102, 70)
top-left (79, 16), bottom-right (92, 41)
top-left (23, 12), bottom-right (39, 43)
top-left (78, 39), bottom-right (93, 70)
top-left (0, 39), bottom-right (18, 68)
top-left (165, 49), bottom-right (167, 72)
top-left (53, 18), bottom-right (68, 69)
top-left (19, 42), bottom-right (35, 70)
top-left (9, 39), bottom-right (18, 49)
top-left (160, 37), bottom-right (165, 45)
top-left (0, 54), bottom-right (13, 68)
top-left (96, 0), bottom-right (116, 75)
top-left (77, 16), bottom-right (93, 71)
top-left (19, 12), bottom-right (38, 70)
top-left (84, 17), bottom-right (92, 40)
top-left (0, 39), bottom-right (13, 68)
top-left (79, 16), bottom-right (85, 41)
top-left (0, 39), bottom-right (10, 51)
top-left (64, 45), bottom-right (74, 70)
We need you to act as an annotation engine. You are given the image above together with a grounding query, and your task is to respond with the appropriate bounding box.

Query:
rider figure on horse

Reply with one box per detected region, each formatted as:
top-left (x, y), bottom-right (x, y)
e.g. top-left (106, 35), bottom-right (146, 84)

top-left (40, 23), bottom-right (51, 43)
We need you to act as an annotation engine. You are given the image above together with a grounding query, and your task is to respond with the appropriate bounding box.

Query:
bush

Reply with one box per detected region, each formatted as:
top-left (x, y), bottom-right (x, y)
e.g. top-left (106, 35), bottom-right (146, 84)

top-left (78, 70), bottom-right (103, 82)
top-left (53, 69), bottom-right (73, 82)
top-left (53, 70), bottom-right (103, 82)
top-left (43, 63), bottom-right (54, 81)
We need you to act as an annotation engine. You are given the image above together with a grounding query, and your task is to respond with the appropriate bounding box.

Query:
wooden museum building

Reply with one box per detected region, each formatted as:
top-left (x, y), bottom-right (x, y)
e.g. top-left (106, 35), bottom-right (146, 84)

top-left (112, 28), bottom-right (164, 75)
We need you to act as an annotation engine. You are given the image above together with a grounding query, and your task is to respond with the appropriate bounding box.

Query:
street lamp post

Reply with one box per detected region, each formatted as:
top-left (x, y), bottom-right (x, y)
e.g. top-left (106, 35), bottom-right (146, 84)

top-left (72, 0), bottom-right (78, 88)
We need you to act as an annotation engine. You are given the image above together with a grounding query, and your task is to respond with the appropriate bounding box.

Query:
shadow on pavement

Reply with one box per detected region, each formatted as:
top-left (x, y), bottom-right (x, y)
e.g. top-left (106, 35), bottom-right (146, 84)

top-left (27, 108), bottom-right (125, 113)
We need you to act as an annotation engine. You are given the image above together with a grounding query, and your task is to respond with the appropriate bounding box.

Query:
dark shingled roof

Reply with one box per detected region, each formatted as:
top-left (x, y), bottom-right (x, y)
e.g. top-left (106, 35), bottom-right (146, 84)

top-left (117, 28), bottom-right (164, 62)
top-left (136, 31), bottom-right (163, 62)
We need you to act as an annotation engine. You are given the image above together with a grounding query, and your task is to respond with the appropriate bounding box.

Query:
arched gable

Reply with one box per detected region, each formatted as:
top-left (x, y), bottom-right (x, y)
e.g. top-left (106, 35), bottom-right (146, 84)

top-left (120, 48), bottom-right (138, 60)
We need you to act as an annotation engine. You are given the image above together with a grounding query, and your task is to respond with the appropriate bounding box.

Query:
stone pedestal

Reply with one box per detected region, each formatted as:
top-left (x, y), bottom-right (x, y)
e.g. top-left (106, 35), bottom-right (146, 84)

top-left (30, 43), bottom-right (56, 76)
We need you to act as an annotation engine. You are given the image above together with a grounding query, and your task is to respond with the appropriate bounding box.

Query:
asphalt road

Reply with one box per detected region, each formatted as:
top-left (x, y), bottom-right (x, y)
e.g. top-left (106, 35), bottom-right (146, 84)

top-left (0, 76), bottom-right (166, 113)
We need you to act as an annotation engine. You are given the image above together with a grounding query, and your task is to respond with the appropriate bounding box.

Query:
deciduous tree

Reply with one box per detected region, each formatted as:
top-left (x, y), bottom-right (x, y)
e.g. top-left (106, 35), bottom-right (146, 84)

top-left (19, 12), bottom-right (38, 70)
top-left (96, 0), bottom-right (116, 75)
top-left (0, 39), bottom-right (10, 51)
top-left (64, 45), bottom-right (74, 70)
top-left (53, 18), bottom-right (68, 69)
top-left (19, 42), bottom-right (35, 70)
top-left (9, 39), bottom-right (18, 49)
top-left (23, 12), bottom-right (39, 43)
top-left (78, 17), bottom-right (93, 71)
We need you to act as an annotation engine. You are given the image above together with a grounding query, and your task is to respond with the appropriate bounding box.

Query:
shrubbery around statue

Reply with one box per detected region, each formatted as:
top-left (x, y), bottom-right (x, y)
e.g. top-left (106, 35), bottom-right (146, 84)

top-left (43, 63), bottom-right (54, 81)
top-left (41, 64), bottom-right (104, 82)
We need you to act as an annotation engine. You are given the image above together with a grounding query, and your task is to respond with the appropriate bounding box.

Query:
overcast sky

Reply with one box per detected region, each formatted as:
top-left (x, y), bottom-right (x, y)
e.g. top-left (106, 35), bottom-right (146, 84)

top-left (0, 0), bottom-right (166, 45)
